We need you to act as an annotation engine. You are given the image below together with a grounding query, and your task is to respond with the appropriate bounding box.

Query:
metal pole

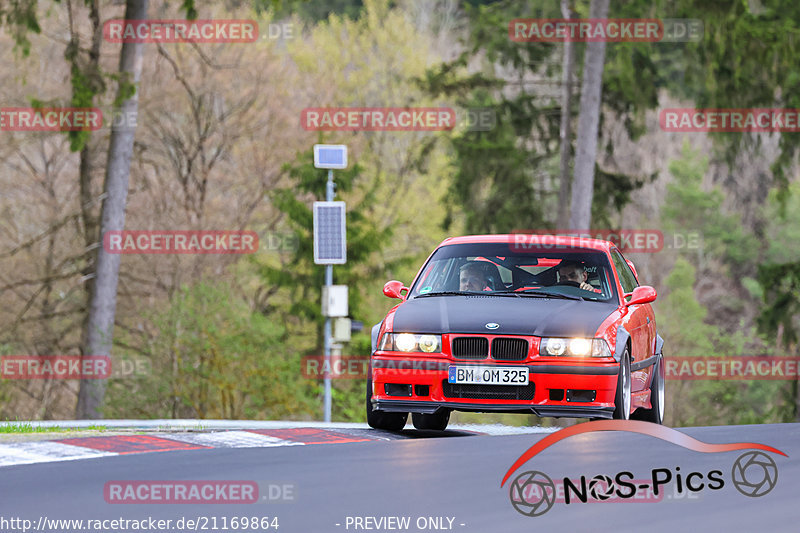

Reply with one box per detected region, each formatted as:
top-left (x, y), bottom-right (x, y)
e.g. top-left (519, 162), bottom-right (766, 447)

top-left (323, 169), bottom-right (334, 423)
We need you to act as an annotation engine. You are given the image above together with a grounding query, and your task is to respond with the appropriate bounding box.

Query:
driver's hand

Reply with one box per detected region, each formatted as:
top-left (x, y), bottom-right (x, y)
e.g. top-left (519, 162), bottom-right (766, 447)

top-left (580, 282), bottom-right (593, 291)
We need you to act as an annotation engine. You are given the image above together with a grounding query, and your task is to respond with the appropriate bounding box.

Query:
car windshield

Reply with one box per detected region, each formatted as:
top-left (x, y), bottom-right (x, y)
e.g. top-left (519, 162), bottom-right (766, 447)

top-left (408, 242), bottom-right (617, 302)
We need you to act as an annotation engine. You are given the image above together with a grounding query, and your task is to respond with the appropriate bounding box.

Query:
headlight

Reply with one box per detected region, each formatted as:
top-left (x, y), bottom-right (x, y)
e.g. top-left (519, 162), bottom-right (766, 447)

top-left (543, 338), bottom-right (566, 356)
top-left (568, 338), bottom-right (592, 356)
top-left (378, 333), bottom-right (442, 353)
top-left (395, 333), bottom-right (417, 352)
top-left (418, 335), bottom-right (439, 353)
top-left (540, 338), bottom-right (612, 358)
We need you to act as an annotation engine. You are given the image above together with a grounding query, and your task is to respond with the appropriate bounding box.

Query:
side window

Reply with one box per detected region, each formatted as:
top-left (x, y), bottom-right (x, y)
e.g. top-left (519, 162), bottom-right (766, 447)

top-left (611, 250), bottom-right (639, 296)
top-left (412, 258), bottom-right (455, 294)
top-left (417, 264), bottom-right (434, 286)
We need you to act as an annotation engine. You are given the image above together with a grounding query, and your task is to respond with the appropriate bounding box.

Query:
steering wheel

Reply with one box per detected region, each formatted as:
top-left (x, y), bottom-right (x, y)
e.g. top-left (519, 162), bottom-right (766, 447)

top-left (556, 280), bottom-right (581, 288)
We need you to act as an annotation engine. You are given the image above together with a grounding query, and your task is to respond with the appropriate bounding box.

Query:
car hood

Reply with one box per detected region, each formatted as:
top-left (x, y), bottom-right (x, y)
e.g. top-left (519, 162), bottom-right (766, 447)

top-left (392, 295), bottom-right (618, 338)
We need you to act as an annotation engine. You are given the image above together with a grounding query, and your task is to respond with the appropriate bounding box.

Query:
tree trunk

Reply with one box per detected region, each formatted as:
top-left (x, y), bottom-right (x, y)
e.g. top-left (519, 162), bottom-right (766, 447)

top-left (568, 0), bottom-right (609, 231)
top-left (77, 0), bottom-right (148, 418)
top-left (556, 0), bottom-right (576, 229)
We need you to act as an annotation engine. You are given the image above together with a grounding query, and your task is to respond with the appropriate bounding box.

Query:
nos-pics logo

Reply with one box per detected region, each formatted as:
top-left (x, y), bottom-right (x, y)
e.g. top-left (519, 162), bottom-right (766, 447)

top-left (501, 420), bottom-right (784, 517)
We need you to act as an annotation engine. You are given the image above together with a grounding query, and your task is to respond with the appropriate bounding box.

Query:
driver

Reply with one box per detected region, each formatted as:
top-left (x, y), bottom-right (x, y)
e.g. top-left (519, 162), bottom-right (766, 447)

top-left (557, 260), bottom-right (594, 291)
top-left (459, 262), bottom-right (491, 292)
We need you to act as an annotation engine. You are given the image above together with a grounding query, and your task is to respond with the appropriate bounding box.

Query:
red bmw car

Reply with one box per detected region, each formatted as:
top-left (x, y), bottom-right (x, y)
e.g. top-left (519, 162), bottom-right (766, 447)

top-left (366, 234), bottom-right (665, 431)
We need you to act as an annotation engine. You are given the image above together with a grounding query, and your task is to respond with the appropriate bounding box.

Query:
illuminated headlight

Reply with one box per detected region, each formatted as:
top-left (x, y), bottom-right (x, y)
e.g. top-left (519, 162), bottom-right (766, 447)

top-left (379, 333), bottom-right (442, 353)
top-left (540, 338), bottom-right (612, 358)
top-left (569, 338), bottom-right (592, 356)
top-left (395, 333), bottom-right (417, 352)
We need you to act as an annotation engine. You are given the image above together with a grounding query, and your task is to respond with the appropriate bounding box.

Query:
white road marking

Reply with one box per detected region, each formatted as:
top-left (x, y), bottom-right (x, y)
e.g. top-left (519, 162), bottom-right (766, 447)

top-left (157, 430), bottom-right (305, 448)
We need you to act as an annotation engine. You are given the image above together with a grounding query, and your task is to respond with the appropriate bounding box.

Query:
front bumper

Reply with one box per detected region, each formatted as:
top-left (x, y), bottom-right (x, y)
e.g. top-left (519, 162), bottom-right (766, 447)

top-left (373, 399), bottom-right (615, 419)
top-left (370, 355), bottom-right (619, 419)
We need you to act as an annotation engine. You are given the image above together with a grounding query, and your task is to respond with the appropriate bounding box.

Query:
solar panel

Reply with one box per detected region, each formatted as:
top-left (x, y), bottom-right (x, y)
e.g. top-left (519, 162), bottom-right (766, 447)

top-left (313, 144), bottom-right (348, 169)
top-left (313, 202), bottom-right (347, 264)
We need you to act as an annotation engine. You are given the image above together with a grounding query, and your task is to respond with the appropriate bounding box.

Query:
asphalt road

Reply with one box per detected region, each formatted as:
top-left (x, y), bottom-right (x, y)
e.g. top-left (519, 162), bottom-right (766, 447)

top-left (0, 423), bottom-right (796, 533)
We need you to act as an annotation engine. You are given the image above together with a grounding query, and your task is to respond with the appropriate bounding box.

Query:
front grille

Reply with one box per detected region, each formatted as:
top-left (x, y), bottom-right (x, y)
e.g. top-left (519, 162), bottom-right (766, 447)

top-left (442, 380), bottom-right (535, 400)
top-left (451, 337), bottom-right (489, 359)
top-left (491, 338), bottom-right (529, 361)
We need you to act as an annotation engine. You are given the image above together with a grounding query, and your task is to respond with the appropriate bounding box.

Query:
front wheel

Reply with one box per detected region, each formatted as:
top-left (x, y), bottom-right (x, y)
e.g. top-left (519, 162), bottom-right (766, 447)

top-left (613, 350), bottom-right (631, 420)
top-left (366, 378), bottom-right (408, 431)
top-left (412, 410), bottom-right (450, 431)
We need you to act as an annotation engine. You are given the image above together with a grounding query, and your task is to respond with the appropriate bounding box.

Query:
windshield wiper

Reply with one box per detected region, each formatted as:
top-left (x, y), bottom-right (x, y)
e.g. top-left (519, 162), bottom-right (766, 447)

top-left (414, 291), bottom-right (465, 298)
top-left (415, 291), bottom-right (520, 298)
top-left (493, 289), bottom-right (584, 301)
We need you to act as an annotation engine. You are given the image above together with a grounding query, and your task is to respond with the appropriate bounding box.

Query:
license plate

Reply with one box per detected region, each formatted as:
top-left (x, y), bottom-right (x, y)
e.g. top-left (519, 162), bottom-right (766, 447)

top-left (448, 365), bottom-right (529, 385)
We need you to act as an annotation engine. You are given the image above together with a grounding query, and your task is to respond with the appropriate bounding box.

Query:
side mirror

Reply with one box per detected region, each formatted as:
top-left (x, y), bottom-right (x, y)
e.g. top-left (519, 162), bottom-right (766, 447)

top-left (625, 285), bottom-right (657, 306)
top-left (383, 280), bottom-right (408, 300)
top-left (626, 259), bottom-right (639, 281)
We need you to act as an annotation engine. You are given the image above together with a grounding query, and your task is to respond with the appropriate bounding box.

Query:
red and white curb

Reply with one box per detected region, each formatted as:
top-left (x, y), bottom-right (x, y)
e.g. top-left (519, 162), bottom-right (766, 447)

top-left (0, 441), bottom-right (117, 467)
top-left (0, 428), bottom-right (380, 468)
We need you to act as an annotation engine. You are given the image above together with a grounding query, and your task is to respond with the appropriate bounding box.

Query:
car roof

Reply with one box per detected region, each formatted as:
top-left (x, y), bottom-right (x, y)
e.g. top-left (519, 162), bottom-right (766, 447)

top-left (439, 234), bottom-right (614, 252)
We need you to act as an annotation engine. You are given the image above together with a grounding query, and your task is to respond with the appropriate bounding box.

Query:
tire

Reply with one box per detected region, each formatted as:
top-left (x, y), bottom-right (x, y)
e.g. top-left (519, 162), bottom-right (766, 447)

top-left (366, 378), bottom-right (408, 431)
top-left (412, 410), bottom-right (450, 431)
top-left (632, 355), bottom-right (665, 424)
top-left (613, 349), bottom-right (632, 420)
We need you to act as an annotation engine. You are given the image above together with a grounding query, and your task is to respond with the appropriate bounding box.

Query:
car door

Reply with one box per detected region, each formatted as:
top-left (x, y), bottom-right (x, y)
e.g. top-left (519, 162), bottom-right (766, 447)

top-left (610, 249), bottom-right (655, 394)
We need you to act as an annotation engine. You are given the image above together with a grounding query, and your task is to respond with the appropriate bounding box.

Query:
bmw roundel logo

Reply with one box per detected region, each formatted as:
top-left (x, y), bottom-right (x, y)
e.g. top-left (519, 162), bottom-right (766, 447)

top-left (485, 322), bottom-right (500, 330)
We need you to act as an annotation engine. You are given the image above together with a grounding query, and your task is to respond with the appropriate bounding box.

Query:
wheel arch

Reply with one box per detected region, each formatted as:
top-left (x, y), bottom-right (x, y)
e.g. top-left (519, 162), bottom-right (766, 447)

top-left (614, 326), bottom-right (631, 363)
top-left (370, 322), bottom-right (382, 354)
top-left (655, 333), bottom-right (664, 357)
